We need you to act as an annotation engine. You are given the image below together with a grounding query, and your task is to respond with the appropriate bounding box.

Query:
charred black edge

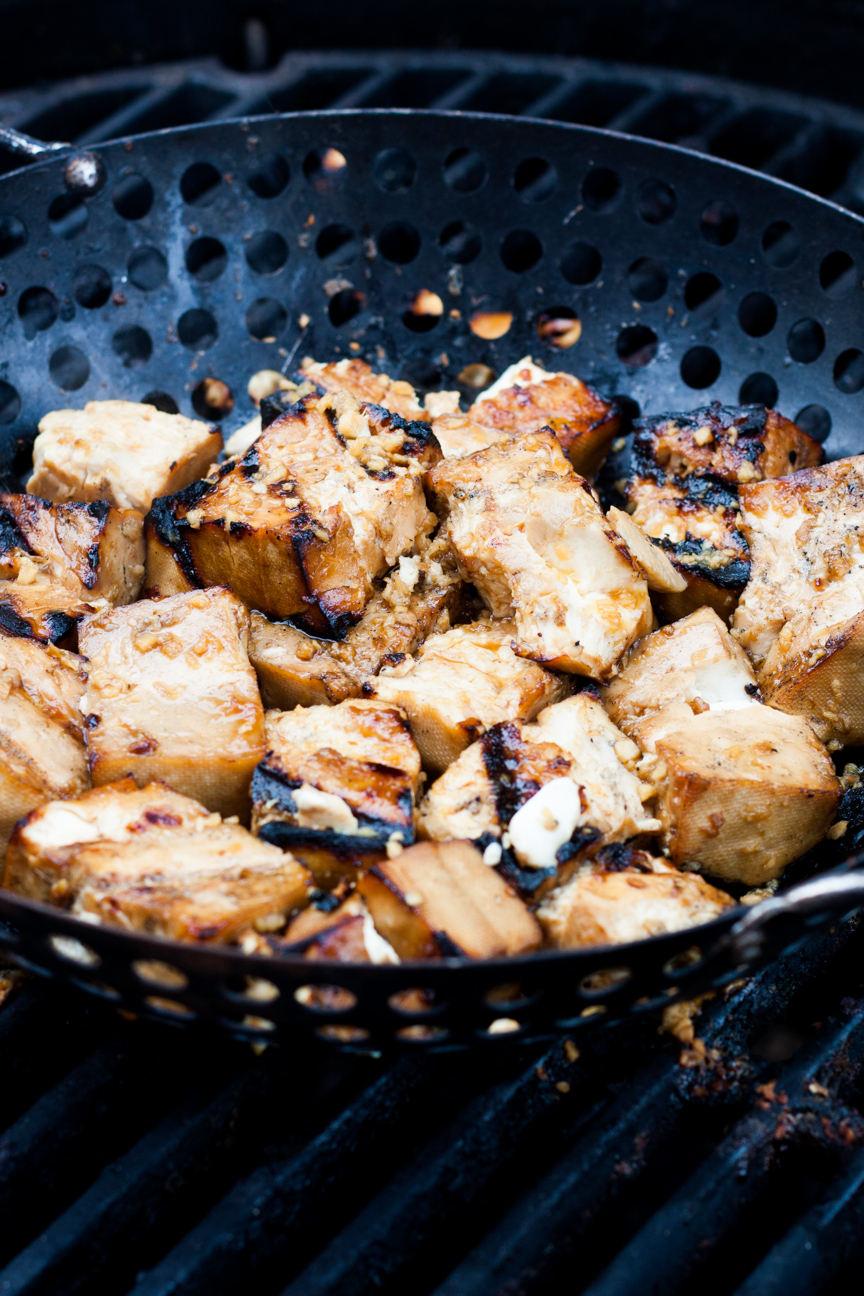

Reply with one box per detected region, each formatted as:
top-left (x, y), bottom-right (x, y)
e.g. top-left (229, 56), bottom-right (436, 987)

top-left (631, 400), bottom-right (771, 481)
top-left (362, 402), bottom-right (439, 455)
top-left (145, 479), bottom-right (213, 589)
top-left (0, 504), bottom-right (35, 557)
top-left (591, 841), bottom-right (656, 874)
top-left (473, 831), bottom-right (558, 900)
top-left (258, 819), bottom-right (390, 859)
top-left (252, 759), bottom-right (414, 840)
top-left (481, 722), bottom-right (571, 826)
top-left (289, 522), bottom-right (361, 641)
top-left (0, 601), bottom-right (40, 640)
top-left (652, 535), bottom-right (751, 590)
top-left (260, 392), bottom-right (316, 430)
top-left (0, 600), bottom-right (77, 644)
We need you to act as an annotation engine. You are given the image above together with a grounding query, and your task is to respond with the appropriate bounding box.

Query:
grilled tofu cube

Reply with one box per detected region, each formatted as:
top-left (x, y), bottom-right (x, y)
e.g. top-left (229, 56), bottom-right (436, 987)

top-left (299, 357), bottom-right (427, 420)
top-left (0, 633), bottom-right (88, 847)
top-left (78, 588), bottom-right (264, 819)
top-left (0, 494), bottom-right (144, 643)
top-left (537, 846), bottom-right (734, 949)
top-left (419, 694), bottom-right (659, 895)
top-left (280, 893), bottom-right (400, 964)
top-left (369, 618), bottom-right (567, 774)
top-left (470, 356), bottom-right (619, 479)
top-left (249, 544), bottom-right (460, 710)
top-left (357, 839), bottom-right (542, 959)
top-left (429, 414), bottom-right (514, 460)
top-left (252, 700), bottom-right (421, 887)
top-left (145, 392), bottom-right (439, 634)
top-left (427, 430), bottom-right (653, 678)
top-left (626, 404), bottom-right (822, 622)
top-left (28, 400), bottom-right (222, 514)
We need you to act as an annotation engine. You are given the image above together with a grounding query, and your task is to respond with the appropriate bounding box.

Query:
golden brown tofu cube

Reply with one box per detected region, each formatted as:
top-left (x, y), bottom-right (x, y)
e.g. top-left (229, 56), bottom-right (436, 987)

top-left (78, 588), bottom-right (265, 819)
top-left (369, 618), bottom-right (567, 774)
top-left (357, 840), bottom-right (542, 960)
top-left (427, 430), bottom-right (652, 678)
top-left (252, 700), bottom-right (421, 887)
top-left (626, 404), bottom-right (822, 623)
top-left (145, 392), bottom-right (439, 635)
top-left (537, 846), bottom-right (734, 948)
top-left (0, 494), bottom-right (144, 643)
top-left (28, 400), bottom-right (222, 514)
top-left (470, 357), bottom-right (620, 479)
top-left (0, 632), bottom-right (89, 848)
top-left (299, 357), bottom-right (427, 419)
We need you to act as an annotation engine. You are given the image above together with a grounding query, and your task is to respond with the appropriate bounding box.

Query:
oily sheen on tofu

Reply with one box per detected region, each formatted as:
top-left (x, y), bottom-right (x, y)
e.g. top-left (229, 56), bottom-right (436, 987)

top-left (298, 357), bottom-right (427, 420)
top-left (426, 430), bottom-right (652, 678)
top-left (78, 588), bottom-right (265, 819)
top-left (28, 400), bottom-right (222, 514)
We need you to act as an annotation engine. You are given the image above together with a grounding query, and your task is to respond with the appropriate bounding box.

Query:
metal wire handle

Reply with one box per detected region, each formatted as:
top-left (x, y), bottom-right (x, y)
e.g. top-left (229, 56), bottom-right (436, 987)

top-left (0, 124), bottom-right (68, 158)
top-left (729, 867), bottom-right (864, 964)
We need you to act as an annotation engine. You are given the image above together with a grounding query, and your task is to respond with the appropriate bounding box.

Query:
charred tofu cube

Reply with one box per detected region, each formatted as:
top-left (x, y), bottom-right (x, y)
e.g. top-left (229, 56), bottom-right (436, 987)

top-left (537, 846), bottom-right (734, 948)
top-left (78, 588), bottom-right (265, 819)
top-left (369, 618), bottom-right (567, 774)
top-left (626, 403), bottom-right (822, 623)
top-left (418, 694), bottom-right (659, 896)
top-left (427, 430), bottom-right (653, 678)
top-left (357, 839), bottom-right (542, 959)
top-left (299, 357), bottom-right (427, 420)
top-left (0, 494), bottom-right (144, 643)
top-left (0, 632), bottom-right (89, 847)
top-left (248, 542), bottom-right (461, 710)
top-left (252, 699), bottom-right (421, 887)
top-left (28, 400), bottom-right (222, 514)
top-left (145, 392), bottom-right (439, 635)
top-left (470, 356), bottom-right (620, 479)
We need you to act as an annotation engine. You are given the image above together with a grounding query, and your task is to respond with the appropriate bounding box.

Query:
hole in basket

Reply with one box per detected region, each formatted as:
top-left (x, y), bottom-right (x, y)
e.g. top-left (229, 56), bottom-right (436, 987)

top-left (73, 263), bottom-right (111, 309)
top-left (373, 147), bottom-right (417, 193)
top-left (561, 240), bottom-right (602, 286)
top-left (631, 991), bottom-right (677, 1014)
top-left (500, 229), bottom-right (542, 273)
top-left (186, 236), bottom-right (228, 281)
top-left (49, 934), bottom-right (99, 966)
top-left (295, 984), bottom-right (358, 1013)
top-left (316, 223), bottom-right (360, 265)
top-left (112, 325), bottom-right (152, 369)
top-left (834, 348), bottom-right (864, 394)
top-left (145, 996), bottom-right (195, 1019)
top-left (681, 345), bottom-right (721, 389)
top-left (578, 968), bottom-right (632, 997)
top-left (458, 363), bottom-right (496, 388)
top-left (403, 289), bottom-right (443, 333)
top-left (485, 981), bottom-right (533, 1008)
top-left (177, 307), bottom-right (218, 350)
top-left (180, 162), bottom-right (221, 206)
top-left (49, 345), bottom-right (89, 391)
top-left (663, 945), bottom-right (704, 977)
top-left (787, 318), bottom-right (825, 364)
top-left (0, 381), bottom-right (21, 426)
top-left (762, 220), bottom-right (800, 268)
top-left (740, 372), bottom-right (779, 407)
top-left (112, 174), bottom-right (153, 221)
top-left (582, 166), bottom-right (621, 212)
top-left (246, 297), bottom-right (287, 341)
top-left (245, 231), bottom-right (287, 276)
top-left (513, 156), bottom-right (557, 203)
top-left (329, 289), bottom-right (366, 327)
top-left (616, 324), bottom-right (658, 367)
top-left (192, 377), bottom-right (234, 419)
top-left (700, 199), bottom-right (738, 246)
top-left (738, 291), bottom-right (777, 337)
top-left (0, 214), bottom-right (27, 258)
top-left (438, 220), bottom-right (481, 265)
top-left (49, 193), bottom-right (88, 239)
top-left (820, 250), bottom-right (857, 297)
top-left (638, 178), bottom-right (676, 225)
top-left (796, 404), bottom-right (832, 442)
top-left (379, 221), bottom-right (421, 264)
top-left (142, 390), bottom-right (179, 415)
top-left (247, 152), bottom-right (290, 199)
top-left (128, 246), bottom-right (168, 291)
top-left (303, 147), bottom-right (347, 193)
top-left (537, 308), bottom-right (581, 349)
top-left (397, 1025), bottom-right (449, 1042)
top-left (470, 310), bottom-right (512, 340)
top-left (684, 272), bottom-right (725, 315)
top-left (18, 286), bottom-right (58, 338)
top-left (628, 257), bottom-right (667, 302)
top-left (316, 1025), bottom-right (370, 1043)
top-left (220, 974), bottom-right (280, 1003)
top-left (389, 988), bottom-right (439, 1015)
top-left (443, 147), bottom-right (488, 193)
top-left (486, 1018), bottom-right (523, 1036)
top-left (133, 958), bottom-right (188, 989)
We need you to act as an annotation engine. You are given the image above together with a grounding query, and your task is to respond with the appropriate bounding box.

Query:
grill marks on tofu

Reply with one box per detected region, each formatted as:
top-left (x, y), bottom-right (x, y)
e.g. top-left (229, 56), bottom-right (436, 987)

top-left (470, 357), bottom-right (620, 480)
top-left (78, 588), bottom-right (265, 820)
top-left (299, 357), bottom-right (427, 420)
top-left (28, 400), bottom-right (222, 515)
top-left (626, 404), bottom-right (822, 622)
top-left (0, 494), bottom-right (144, 644)
top-left (0, 633), bottom-right (89, 847)
top-left (427, 431), bottom-right (652, 678)
top-left (537, 845), bottom-right (734, 949)
top-left (144, 393), bottom-right (439, 636)
top-left (369, 618), bottom-right (567, 774)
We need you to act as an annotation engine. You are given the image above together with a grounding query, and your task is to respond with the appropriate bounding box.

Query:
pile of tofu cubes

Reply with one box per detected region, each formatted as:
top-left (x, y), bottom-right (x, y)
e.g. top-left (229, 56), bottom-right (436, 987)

top-left (0, 353), bottom-right (854, 966)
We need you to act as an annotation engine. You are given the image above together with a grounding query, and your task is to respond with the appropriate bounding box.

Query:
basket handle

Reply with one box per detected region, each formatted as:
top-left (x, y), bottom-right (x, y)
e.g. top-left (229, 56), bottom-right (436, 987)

top-left (0, 124), bottom-right (68, 159)
top-left (728, 867), bottom-right (864, 964)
